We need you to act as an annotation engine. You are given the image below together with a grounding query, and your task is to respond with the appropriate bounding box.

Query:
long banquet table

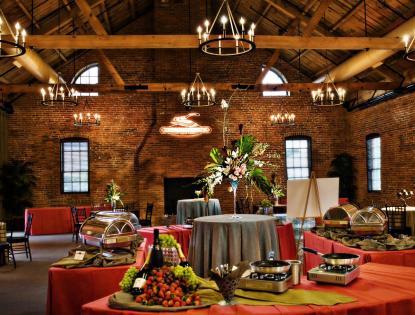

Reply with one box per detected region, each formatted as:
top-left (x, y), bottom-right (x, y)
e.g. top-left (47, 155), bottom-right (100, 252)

top-left (189, 214), bottom-right (279, 277)
top-left (81, 263), bottom-right (415, 315)
top-left (46, 240), bottom-right (147, 315)
top-left (304, 231), bottom-right (415, 271)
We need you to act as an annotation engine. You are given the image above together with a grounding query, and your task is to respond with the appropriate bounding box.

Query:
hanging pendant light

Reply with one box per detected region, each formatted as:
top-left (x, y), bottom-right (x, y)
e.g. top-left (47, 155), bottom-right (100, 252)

top-left (73, 99), bottom-right (100, 127)
top-left (270, 112), bottom-right (295, 126)
top-left (197, 0), bottom-right (255, 56)
top-left (311, 73), bottom-right (346, 106)
top-left (181, 73), bottom-right (216, 109)
top-left (40, 73), bottom-right (79, 106)
top-left (0, 14), bottom-right (27, 58)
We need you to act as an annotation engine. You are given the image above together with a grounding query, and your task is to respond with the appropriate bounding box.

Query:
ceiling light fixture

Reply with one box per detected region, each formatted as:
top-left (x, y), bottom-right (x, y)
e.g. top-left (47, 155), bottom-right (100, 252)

top-left (181, 73), bottom-right (216, 109)
top-left (311, 73), bottom-right (346, 106)
top-left (0, 18), bottom-right (27, 58)
top-left (403, 34), bottom-right (415, 61)
top-left (40, 74), bottom-right (79, 106)
top-left (197, 0), bottom-right (255, 56)
top-left (73, 99), bottom-right (101, 127)
top-left (270, 111), bottom-right (295, 126)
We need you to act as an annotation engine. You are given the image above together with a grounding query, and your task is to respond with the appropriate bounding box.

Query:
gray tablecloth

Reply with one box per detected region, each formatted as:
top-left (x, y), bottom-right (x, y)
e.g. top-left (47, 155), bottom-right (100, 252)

top-left (176, 198), bottom-right (221, 224)
top-left (188, 214), bottom-right (279, 277)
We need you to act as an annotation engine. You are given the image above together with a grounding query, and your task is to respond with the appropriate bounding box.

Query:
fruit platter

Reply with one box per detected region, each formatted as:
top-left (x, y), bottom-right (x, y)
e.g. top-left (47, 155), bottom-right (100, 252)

top-left (111, 265), bottom-right (221, 312)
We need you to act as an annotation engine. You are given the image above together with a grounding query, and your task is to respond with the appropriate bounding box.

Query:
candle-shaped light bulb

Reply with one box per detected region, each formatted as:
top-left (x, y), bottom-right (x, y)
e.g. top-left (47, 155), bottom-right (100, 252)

top-left (21, 29), bottom-right (26, 44)
top-left (197, 26), bottom-right (202, 40)
top-left (403, 34), bottom-right (410, 49)
top-left (87, 113), bottom-right (91, 120)
top-left (15, 22), bottom-right (20, 33)
top-left (79, 113), bottom-right (83, 120)
top-left (41, 88), bottom-right (46, 101)
top-left (250, 23), bottom-right (255, 38)
top-left (240, 17), bottom-right (245, 31)
top-left (181, 89), bottom-right (186, 101)
top-left (0, 17), bottom-right (3, 34)
top-left (210, 89), bottom-right (215, 101)
top-left (221, 16), bottom-right (228, 29)
top-left (204, 19), bottom-right (209, 33)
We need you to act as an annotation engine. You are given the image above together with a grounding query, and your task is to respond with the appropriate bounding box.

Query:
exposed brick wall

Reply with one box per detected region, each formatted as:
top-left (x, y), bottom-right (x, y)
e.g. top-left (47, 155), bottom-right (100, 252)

top-left (345, 93), bottom-right (415, 207)
top-left (3, 1), bottom-right (365, 223)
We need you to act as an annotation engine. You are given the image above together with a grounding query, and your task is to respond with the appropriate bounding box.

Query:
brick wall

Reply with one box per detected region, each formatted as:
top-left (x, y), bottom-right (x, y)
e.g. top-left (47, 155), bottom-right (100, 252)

top-left (345, 93), bottom-right (415, 207)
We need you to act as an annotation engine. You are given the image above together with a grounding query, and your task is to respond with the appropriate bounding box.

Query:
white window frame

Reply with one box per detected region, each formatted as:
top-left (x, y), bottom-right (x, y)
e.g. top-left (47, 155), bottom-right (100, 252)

top-left (72, 63), bottom-right (99, 96)
top-left (285, 136), bottom-right (311, 180)
top-left (61, 138), bottom-right (89, 194)
top-left (367, 134), bottom-right (381, 192)
top-left (261, 66), bottom-right (290, 97)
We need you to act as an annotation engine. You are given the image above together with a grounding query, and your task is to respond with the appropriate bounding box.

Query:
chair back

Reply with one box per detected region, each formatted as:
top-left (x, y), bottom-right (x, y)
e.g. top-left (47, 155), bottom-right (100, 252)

top-left (385, 204), bottom-right (407, 234)
top-left (145, 203), bottom-right (154, 221)
top-left (25, 213), bottom-right (33, 238)
top-left (125, 202), bottom-right (139, 217)
top-left (71, 207), bottom-right (85, 225)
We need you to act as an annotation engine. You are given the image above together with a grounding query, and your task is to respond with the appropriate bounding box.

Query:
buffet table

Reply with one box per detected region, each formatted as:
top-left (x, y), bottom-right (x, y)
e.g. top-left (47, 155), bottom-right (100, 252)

top-left (304, 231), bottom-right (415, 271)
top-left (176, 198), bottom-right (221, 224)
top-left (81, 263), bottom-right (415, 315)
top-left (46, 240), bottom-right (147, 315)
top-left (137, 225), bottom-right (192, 257)
top-left (189, 214), bottom-right (279, 277)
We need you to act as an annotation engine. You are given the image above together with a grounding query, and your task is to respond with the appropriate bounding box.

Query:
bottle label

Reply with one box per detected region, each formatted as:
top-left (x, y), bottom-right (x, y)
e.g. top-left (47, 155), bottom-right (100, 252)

top-left (133, 277), bottom-right (146, 289)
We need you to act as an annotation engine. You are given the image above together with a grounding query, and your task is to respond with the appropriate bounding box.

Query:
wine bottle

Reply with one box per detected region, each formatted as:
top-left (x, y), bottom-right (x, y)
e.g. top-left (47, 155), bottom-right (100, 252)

top-left (176, 243), bottom-right (189, 267)
top-left (131, 247), bottom-right (152, 295)
top-left (150, 228), bottom-right (164, 268)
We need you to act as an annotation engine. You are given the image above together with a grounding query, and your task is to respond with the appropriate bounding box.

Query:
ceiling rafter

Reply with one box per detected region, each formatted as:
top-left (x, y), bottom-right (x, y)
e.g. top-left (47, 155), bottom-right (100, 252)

top-left (101, 1), bottom-right (112, 33)
top-left (75, 0), bottom-right (125, 86)
top-left (0, 82), bottom-right (400, 94)
top-left (25, 34), bottom-right (403, 50)
top-left (330, 0), bottom-right (364, 32)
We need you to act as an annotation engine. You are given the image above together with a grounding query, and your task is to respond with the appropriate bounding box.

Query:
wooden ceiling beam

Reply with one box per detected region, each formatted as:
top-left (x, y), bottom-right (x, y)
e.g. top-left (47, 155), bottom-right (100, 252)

top-left (0, 82), bottom-right (400, 94)
top-left (25, 35), bottom-right (404, 50)
top-left (330, 0), bottom-right (364, 32)
top-left (16, 0), bottom-right (40, 29)
top-left (302, 0), bottom-right (331, 37)
top-left (101, 1), bottom-right (112, 34)
top-left (128, 0), bottom-right (136, 19)
top-left (75, 0), bottom-right (124, 86)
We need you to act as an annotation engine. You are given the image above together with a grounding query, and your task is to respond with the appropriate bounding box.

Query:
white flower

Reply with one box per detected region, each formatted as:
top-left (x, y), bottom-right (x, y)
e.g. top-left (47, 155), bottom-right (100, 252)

top-left (231, 149), bottom-right (239, 158)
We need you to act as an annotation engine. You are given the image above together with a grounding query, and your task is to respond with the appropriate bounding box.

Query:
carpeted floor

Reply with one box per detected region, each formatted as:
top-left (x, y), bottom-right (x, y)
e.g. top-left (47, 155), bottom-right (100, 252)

top-left (0, 234), bottom-right (75, 315)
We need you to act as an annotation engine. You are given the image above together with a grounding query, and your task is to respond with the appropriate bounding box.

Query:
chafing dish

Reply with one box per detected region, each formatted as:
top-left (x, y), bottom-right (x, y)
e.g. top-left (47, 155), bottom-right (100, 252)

top-left (80, 212), bottom-right (138, 250)
top-left (323, 204), bottom-right (359, 228)
top-left (350, 206), bottom-right (388, 235)
top-left (92, 211), bottom-right (141, 229)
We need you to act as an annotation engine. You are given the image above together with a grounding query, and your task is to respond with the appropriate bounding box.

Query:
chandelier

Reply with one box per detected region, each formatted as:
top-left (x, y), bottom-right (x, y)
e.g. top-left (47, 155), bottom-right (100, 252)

top-left (197, 0), bottom-right (255, 56)
top-left (73, 100), bottom-right (100, 127)
top-left (40, 74), bottom-right (79, 106)
top-left (403, 34), bottom-right (415, 61)
top-left (181, 73), bottom-right (216, 109)
top-left (0, 18), bottom-right (27, 58)
top-left (311, 74), bottom-right (346, 106)
top-left (270, 112), bottom-right (295, 126)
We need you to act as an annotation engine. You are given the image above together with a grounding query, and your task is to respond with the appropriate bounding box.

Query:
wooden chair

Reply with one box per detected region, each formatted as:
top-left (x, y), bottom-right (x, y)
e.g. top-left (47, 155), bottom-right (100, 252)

top-left (385, 204), bottom-right (411, 236)
top-left (124, 202), bottom-right (140, 218)
top-left (7, 214), bottom-right (33, 261)
top-left (139, 203), bottom-right (153, 227)
top-left (71, 208), bottom-right (86, 243)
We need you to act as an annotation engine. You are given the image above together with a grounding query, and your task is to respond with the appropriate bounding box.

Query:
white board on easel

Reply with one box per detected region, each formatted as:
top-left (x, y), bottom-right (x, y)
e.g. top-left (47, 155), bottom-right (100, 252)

top-left (287, 177), bottom-right (339, 218)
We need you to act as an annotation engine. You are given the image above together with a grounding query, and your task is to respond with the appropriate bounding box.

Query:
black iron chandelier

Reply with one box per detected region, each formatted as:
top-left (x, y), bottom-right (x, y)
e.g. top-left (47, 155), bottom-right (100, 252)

top-left (181, 72), bottom-right (216, 108)
top-left (0, 18), bottom-right (27, 58)
top-left (197, 0), bottom-right (255, 56)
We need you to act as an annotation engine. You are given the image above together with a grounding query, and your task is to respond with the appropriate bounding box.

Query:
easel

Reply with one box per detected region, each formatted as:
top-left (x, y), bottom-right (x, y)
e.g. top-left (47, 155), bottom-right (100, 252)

top-left (295, 172), bottom-right (323, 257)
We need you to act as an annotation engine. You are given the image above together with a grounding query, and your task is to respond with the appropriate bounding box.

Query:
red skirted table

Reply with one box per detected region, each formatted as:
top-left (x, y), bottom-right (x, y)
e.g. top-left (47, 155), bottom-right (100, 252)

top-left (81, 263), bottom-right (415, 315)
top-left (25, 207), bottom-right (73, 235)
top-left (138, 225), bottom-right (193, 257)
top-left (138, 223), bottom-right (296, 261)
top-left (46, 240), bottom-right (147, 315)
top-left (304, 231), bottom-right (415, 271)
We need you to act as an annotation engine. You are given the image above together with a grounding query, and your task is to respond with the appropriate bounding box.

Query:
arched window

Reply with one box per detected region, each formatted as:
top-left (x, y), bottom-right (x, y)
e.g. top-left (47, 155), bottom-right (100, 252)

top-left (261, 67), bottom-right (289, 97)
top-left (72, 63), bottom-right (99, 96)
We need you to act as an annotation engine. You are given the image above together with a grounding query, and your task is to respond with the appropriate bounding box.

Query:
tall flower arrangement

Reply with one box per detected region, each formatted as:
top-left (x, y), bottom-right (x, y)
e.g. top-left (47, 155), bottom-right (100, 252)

top-left (105, 180), bottom-right (124, 209)
top-left (200, 135), bottom-right (272, 214)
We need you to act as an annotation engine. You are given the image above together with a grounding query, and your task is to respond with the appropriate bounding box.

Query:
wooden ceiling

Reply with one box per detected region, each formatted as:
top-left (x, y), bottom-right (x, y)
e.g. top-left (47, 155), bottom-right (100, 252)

top-left (0, 0), bottom-right (415, 103)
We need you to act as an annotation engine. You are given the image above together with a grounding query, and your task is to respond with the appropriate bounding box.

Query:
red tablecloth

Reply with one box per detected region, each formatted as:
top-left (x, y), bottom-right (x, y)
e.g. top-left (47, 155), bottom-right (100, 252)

top-left (25, 207), bottom-right (73, 235)
top-left (138, 226), bottom-right (193, 257)
top-left (81, 263), bottom-right (415, 315)
top-left (46, 240), bottom-right (147, 315)
top-left (304, 231), bottom-right (415, 271)
top-left (138, 223), bottom-right (297, 261)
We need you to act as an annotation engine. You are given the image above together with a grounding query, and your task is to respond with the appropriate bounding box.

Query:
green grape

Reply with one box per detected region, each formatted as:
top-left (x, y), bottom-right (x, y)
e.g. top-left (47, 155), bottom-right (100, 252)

top-left (119, 266), bottom-right (138, 292)
top-left (159, 234), bottom-right (178, 247)
top-left (171, 265), bottom-right (200, 290)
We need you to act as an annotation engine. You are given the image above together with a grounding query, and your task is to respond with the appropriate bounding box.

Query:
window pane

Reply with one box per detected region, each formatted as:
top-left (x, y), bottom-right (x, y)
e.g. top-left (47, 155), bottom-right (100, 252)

top-left (61, 140), bottom-right (89, 193)
top-left (367, 135), bottom-right (381, 191)
top-left (73, 65), bottom-right (99, 96)
top-left (262, 68), bottom-right (289, 97)
top-left (286, 137), bottom-right (311, 180)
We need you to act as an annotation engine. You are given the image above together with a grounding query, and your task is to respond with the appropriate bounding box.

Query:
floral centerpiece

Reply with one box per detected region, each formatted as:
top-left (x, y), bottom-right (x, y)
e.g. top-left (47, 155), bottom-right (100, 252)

top-left (105, 179), bottom-right (124, 210)
top-left (270, 172), bottom-right (285, 206)
top-left (200, 135), bottom-right (271, 217)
